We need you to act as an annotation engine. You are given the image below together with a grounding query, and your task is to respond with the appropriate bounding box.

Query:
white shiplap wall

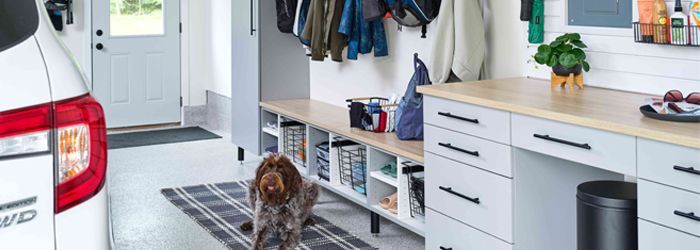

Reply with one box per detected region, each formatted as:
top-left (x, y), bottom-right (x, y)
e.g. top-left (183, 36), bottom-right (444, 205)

top-left (525, 0), bottom-right (700, 95)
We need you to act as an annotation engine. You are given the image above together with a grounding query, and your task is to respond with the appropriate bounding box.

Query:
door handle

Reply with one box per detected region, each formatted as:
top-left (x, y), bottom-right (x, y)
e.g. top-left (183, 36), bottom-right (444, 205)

top-left (533, 134), bottom-right (591, 150)
top-left (438, 142), bottom-right (479, 157)
top-left (95, 43), bottom-right (104, 50)
top-left (673, 165), bottom-right (700, 176)
top-left (437, 112), bottom-right (479, 124)
top-left (674, 210), bottom-right (700, 222)
top-left (439, 247), bottom-right (452, 250)
top-left (96, 29), bottom-right (103, 36)
top-left (250, 0), bottom-right (256, 36)
top-left (439, 186), bottom-right (480, 204)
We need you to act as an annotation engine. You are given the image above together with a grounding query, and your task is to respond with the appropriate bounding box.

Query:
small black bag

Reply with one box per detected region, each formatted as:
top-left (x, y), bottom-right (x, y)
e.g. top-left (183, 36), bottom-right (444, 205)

top-left (276, 0), bottom-right (298, 33)
top-left (363, 0), bottom-right (389, 22)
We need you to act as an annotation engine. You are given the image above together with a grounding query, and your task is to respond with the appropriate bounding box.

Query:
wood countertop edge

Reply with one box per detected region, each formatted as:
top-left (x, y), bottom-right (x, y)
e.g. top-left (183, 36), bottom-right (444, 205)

top-left (417, 87), bottom-right (700, 149)
top-left (260, 102), bottom-right (425, 163)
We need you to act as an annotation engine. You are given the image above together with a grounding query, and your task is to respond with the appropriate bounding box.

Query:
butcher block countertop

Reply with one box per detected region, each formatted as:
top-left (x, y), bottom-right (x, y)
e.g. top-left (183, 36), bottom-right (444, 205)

top-left (260, 99), bottom-right (424, 163)
top-left (417, 77), bottom-right (700, 149)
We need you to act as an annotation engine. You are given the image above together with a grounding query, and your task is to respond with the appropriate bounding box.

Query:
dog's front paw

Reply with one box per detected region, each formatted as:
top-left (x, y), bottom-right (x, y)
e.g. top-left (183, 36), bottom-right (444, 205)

top-left (240, 220), bottom-right (254, 231)
top-left (303, 217), bottom-right (316, 227)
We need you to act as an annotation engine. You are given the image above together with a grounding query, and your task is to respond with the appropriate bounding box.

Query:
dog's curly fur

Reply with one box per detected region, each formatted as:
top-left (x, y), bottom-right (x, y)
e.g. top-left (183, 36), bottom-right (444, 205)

top-left (240, 154), bottom-right (320, 250)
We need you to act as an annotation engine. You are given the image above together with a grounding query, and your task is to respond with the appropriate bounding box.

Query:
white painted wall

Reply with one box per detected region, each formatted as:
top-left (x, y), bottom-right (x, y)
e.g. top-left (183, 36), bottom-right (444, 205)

top-left (524, 0), bottom-right (700, 95)
top-left (186, 0), bottom-right (232, 106)
top-left (309, 0), bottom-right (526, 107)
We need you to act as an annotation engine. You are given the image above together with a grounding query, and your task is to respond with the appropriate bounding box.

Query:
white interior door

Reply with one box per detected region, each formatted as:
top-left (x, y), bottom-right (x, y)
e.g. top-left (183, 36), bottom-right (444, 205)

top-left (92, 0), bottom-right (181, 128)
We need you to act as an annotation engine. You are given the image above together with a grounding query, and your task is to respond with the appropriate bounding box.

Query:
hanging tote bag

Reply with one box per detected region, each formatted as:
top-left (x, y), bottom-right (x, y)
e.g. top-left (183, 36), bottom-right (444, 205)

top-left (395, 53), bottom-right (431, 140)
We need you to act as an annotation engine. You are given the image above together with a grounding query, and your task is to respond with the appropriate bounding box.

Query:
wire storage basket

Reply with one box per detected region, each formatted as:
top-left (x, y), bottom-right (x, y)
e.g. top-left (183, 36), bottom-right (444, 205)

top-left (337, 141), bottom-right (367, 195)
top-left (346, 97), bottom-right (398, 133)
top-left (281, 121), bottom-right (306, 167)
top-left (633, 22), bottom-right (700, 47)
top-left (315, 142), bottom-right (330, 181)
top-left (402, 162), bottom-right (425, 217)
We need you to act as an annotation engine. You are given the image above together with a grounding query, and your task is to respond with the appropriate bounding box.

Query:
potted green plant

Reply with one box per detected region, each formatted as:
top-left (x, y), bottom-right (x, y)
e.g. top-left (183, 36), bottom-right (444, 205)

top-left (533, 33), bottom-right (590, 76)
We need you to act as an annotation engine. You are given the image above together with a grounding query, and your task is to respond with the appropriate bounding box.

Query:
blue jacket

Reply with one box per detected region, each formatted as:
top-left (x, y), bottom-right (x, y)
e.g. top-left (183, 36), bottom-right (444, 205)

top-left (338, 0), bottom-right (388, 60)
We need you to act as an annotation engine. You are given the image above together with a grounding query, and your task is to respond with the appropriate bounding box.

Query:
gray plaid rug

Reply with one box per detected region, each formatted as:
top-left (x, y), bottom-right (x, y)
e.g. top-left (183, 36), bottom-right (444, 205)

top-left (161, 180), bottom-right (376, 250)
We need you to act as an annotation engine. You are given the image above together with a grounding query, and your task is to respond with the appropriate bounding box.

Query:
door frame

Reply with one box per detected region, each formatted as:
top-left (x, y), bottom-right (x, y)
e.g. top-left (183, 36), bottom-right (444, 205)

top-left (86, 0), bottom-right (188, 125)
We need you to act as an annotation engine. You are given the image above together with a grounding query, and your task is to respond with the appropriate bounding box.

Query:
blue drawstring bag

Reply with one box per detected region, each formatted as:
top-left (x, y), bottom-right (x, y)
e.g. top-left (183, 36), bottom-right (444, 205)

top-left (395, 53), bottom-right (431, 140)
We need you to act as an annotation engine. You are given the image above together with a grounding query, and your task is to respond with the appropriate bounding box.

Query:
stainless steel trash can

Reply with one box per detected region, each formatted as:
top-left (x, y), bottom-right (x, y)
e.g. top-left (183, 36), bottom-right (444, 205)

top-left (577, 181), bottom-right (638, 250)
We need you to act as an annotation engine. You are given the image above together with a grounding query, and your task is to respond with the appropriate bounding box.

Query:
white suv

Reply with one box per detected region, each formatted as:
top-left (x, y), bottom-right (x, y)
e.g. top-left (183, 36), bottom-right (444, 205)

top-left (0, 0), bottom-right (110, 249)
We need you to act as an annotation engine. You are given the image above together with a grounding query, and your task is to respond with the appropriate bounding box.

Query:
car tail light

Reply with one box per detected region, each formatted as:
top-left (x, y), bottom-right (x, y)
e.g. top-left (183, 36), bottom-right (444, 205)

top-left (0, 103), bottom-right (51, 158)
top-left (54, 94), bottom-right (107, 214)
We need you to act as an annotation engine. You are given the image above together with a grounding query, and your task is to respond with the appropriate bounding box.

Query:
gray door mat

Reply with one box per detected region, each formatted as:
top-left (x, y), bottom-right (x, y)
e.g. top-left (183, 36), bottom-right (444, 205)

top-left (108, 127), bottom-right (222, 149)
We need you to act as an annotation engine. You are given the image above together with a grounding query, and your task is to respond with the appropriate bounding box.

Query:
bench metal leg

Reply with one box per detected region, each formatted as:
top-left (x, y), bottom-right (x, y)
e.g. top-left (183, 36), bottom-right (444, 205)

top-left (371, 212), bottom-right (380, 236)
top-left (237, 147), bottom-right (245, 164)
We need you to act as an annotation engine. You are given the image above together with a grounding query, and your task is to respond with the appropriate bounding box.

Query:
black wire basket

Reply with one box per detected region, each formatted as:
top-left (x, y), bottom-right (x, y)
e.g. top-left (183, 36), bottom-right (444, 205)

top-left (281, 121), bottom-right (306, 167)
top-left (633, 22), bottom-right (700, 47)
top-left (402, 162), bottom-right (425, 217)
top-left (337, 141), bottom-right (367, 195)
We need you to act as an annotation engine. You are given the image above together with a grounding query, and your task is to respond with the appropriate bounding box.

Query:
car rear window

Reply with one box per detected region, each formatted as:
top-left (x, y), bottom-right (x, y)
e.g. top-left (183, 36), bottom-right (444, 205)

top-left (0, 0), bottom-right (39, 52)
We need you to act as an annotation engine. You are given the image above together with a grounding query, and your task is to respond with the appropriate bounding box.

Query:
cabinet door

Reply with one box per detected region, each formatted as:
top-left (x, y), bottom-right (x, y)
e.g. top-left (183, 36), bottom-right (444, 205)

top-left (232, 0), bottom-right (261, 154)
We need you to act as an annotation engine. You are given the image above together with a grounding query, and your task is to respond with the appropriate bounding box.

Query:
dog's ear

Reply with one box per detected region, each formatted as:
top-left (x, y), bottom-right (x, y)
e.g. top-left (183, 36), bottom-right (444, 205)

top-left (254, 155), bottom-right (273, 191)
top-left (279, 155), bottom-right (303, 196)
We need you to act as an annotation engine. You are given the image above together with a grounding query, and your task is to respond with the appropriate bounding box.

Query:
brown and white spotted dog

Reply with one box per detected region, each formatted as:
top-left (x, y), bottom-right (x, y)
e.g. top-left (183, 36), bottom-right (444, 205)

top-left (240, 154), bottom-right (320, 250)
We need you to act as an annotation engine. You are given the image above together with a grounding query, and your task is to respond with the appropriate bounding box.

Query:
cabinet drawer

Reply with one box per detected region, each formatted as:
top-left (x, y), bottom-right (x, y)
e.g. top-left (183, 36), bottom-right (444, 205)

top-left (639, 219), bottom-right (700, 250)
top-left (639, 180), bottom-right (700, 237)
top-left (425, 153), bottom-right (514, 242)
top-left (426, 209), bottom-right (513, 250)
top-left (511, 114), bottom-right (636, 176)
top-left (424, 96), bottom-right (511, 144)
top-left (425, 125), bottom-right (513, 177)
top-left (638, 139), bottom-right (700, 193)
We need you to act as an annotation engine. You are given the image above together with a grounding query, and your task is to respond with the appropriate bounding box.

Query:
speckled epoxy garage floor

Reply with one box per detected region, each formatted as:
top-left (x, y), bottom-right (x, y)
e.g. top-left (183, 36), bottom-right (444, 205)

top-left (108, 128), bottom-right (424, 250)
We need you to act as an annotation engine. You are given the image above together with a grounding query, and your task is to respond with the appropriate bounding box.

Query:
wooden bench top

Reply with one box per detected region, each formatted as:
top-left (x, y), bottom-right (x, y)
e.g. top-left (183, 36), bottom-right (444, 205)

top-left (260, 99), bottom-right (424, 163)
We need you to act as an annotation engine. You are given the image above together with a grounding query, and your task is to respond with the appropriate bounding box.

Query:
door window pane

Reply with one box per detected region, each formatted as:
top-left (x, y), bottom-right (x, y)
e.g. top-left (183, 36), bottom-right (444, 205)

top-left (110, 0), bottom-right (164, 36)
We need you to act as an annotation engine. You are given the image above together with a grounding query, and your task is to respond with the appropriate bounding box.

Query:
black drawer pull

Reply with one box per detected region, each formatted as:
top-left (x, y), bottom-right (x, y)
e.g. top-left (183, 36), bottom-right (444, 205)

top-left (673, 165), bottom-right (700, 176)
top-left (533, 134), bottom-right (591, 150)
top-left (674, 210), bottom-right (700, 222)
top-left (439, 186), bottom-right (480, 204)
top-left (438, 142), bottom-right (480, 157)
top-left (438, 112), bottom-right (479, 124)
top-left (439, 247), bottom-right (452, 250)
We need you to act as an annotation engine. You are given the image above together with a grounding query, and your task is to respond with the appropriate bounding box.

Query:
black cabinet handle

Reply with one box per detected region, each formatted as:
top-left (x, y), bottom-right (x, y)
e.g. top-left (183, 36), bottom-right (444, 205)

top-left (95, 43), bottom-right (104, 50)
top-left (250, 0), bottom-right (256, 36)
top-left (439, 247), bottom-right (452, 250)
top-left (439, 186), bottom-right (480, 204)
top-left (438, 142), bottom-right (479, 157)
top-left (438, 112), bottom-right (479, 124)
top-left (674, 210), bottom-right (700, 222)
top-left (533, 134), bottom-right (591, 150)
top-left (673, 165), bottom-right (700, 176)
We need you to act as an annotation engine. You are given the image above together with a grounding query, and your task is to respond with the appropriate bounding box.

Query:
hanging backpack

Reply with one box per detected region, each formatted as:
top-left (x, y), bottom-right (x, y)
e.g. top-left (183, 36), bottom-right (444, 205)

top-left (395, 53), bottom-right (431, 141)
top-left (276, 0), bottom-right (298, 33)
top-left (386, 0), bottom-right (442, 38)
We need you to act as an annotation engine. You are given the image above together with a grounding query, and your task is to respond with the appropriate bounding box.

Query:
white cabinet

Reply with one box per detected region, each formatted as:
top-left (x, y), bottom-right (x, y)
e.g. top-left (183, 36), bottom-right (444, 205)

top-left (639, 219), bottom-right (700, 250)
top-left (425, 152), bottom-right (513, 242)
top-left (511, 114), bottom-right (636, 176)
top-left (638, 139), bottom-right (700, 193)
top-left (638, 179), bottom-right (700, 237)
top-left (426, 209), bottom-right (513, 250)
top-left (424, 96), bottom-right (511, 144)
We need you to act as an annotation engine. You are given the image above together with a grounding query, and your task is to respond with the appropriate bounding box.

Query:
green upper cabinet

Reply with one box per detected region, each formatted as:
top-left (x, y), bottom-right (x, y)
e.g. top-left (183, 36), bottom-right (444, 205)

top-left (568, 0), bottom-right (633, 28)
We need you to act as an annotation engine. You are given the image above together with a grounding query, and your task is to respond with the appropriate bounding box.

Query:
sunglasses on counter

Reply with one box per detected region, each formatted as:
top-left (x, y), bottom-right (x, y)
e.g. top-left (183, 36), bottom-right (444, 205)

top-left (664, 90), bottom-right (700, 105)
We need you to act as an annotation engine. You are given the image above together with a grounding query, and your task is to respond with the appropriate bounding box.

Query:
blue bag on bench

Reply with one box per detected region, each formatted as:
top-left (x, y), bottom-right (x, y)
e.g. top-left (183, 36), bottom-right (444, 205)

top-left (395, 53), bottom-right (431, 140)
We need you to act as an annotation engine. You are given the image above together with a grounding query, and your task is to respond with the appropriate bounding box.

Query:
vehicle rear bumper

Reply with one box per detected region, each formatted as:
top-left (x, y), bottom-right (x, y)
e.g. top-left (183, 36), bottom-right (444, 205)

top-left (55, 186), bottom-right (110, 250)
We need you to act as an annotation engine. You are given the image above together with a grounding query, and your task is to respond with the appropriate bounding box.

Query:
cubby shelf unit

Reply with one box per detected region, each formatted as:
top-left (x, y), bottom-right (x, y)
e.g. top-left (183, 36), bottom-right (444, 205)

top-left (261, 106), bottom-right (426, 237)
